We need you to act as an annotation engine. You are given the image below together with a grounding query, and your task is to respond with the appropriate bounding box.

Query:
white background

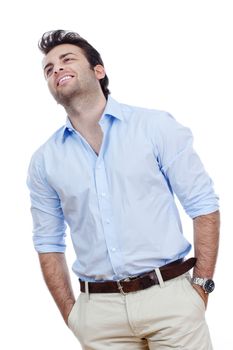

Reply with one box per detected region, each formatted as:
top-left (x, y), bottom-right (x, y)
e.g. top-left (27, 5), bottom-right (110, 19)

top-left (1, 0), bottom-right (232, 349)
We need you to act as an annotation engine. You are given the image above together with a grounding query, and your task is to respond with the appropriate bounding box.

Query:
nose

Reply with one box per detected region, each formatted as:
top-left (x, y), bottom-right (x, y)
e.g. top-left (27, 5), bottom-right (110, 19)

top-left (54, 67), bottom-right (64, 74)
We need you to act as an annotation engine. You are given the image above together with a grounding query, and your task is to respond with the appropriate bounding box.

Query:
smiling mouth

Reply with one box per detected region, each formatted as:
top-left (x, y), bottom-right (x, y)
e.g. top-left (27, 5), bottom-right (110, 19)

top-left (57, 75), bottom-right (74, 86)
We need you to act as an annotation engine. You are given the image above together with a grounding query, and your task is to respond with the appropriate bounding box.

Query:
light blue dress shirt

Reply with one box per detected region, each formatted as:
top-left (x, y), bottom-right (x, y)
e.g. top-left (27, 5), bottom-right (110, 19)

top-left (27, 96), bottom-right (219, 282)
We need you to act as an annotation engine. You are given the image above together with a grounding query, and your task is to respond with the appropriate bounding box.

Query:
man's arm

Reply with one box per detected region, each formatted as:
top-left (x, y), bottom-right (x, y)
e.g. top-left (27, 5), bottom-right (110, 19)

top-left (38, 252), bottom-right (75, 325)
top-left (192, 210), bottom-right (220, 307)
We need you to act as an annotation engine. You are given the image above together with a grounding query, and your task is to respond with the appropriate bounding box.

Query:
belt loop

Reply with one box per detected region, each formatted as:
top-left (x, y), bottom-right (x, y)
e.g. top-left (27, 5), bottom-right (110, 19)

top-left (85, 281), bottom-right (90, 301)
top-left (155, 267), bottom-right (165, 288)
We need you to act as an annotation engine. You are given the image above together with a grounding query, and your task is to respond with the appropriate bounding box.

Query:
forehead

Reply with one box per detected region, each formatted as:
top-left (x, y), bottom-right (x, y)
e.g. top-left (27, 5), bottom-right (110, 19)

top-left (42, 44), bottom-right (85, 67)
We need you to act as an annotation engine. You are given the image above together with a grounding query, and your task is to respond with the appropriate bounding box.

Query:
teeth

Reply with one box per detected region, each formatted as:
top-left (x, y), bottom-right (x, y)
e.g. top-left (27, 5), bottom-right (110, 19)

top-left (58, 75), bottom-right (72, 85)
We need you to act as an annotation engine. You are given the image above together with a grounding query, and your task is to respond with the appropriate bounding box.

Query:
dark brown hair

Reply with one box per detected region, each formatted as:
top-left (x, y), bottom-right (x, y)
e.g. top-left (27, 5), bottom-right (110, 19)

top-left (39, 30), bottom-right (110, 98)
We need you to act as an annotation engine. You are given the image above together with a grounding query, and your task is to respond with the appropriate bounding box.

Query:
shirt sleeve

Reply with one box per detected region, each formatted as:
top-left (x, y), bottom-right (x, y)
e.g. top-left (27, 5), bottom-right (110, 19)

top-left (154, 112), bottom-right (219, 218)
top-left (27, 150), bottom-right (67, 253)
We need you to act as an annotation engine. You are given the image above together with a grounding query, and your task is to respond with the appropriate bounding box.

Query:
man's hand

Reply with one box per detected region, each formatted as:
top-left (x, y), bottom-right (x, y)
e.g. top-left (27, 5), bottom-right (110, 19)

top-left (192, 284), bottom-right (208, 309)
top-left (193, 210), bottom-right (220, 309)
top-left (64, 301), bottom-right (76, 326)
top-left (39, 253), bottom-right (76, 325)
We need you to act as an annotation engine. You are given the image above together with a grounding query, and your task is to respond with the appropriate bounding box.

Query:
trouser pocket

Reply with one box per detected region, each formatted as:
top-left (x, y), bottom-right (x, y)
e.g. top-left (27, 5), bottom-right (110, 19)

top-left (68, 294), bottom-right (81, 333)
top-left (183, 276), bottom-right (206, 311)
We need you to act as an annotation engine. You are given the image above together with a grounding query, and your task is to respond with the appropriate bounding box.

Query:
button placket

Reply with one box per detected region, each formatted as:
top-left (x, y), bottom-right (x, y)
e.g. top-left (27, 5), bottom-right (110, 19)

top-left (95, 159), bottom-right (124, 276)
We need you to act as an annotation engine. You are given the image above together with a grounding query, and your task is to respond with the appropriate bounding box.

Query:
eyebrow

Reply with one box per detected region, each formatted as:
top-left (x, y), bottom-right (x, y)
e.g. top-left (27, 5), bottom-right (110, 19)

top-left (43, 52), bottom-right (77, 72)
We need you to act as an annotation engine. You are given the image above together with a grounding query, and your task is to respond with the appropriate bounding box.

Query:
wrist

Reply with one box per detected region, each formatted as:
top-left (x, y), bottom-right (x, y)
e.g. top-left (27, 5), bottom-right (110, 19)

top-left (62, 299), bottom-right (76, 325)
top-left (192, 277), bottom-right (215, 294)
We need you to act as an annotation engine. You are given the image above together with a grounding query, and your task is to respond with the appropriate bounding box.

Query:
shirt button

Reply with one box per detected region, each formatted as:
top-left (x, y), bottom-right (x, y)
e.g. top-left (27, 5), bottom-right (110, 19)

top-left (111, 248), bottom-right (116, 252)
top-left (101, 192), bottom-right (106, 197)
top-left (106, 219), bottom-right (110, 224)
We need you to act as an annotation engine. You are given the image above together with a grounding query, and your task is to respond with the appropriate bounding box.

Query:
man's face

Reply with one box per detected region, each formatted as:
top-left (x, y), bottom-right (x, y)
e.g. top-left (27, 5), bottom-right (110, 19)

top-left (42, 44), bottom-right (105, 105)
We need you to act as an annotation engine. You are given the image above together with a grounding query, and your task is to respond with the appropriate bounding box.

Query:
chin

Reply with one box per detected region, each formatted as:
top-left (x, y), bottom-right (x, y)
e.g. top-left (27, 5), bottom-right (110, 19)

top-left (55, 89), bottom-right (78, 105)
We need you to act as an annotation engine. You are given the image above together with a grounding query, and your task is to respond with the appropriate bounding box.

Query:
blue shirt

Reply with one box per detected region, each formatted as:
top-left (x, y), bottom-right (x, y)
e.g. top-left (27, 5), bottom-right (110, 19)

top-left (27, 96), bottom-right (219, 282)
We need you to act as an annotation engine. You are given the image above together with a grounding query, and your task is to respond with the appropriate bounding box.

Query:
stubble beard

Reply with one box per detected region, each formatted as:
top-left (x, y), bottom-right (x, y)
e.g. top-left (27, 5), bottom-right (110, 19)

top-left (54, 87), bottom-right (79, 107)
top-left (51, 74), bottom-right (100, 108)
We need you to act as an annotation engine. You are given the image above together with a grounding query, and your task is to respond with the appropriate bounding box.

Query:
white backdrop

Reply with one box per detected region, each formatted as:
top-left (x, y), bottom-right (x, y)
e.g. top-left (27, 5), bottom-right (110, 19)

top-left (1, 1), bottom-right (232, 349)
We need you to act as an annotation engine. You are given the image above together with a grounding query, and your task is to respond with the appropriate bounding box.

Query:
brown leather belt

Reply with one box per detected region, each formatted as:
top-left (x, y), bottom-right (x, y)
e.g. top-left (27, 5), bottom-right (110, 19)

top-left (79, 257), bottom-right (196, 294)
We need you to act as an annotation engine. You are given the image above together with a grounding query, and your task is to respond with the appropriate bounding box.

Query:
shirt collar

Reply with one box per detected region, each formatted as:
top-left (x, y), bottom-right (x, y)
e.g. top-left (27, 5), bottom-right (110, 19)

top-left (62, 96), bottom-right (123, 141)
top-left (102, 95), bottom-right (124, 121)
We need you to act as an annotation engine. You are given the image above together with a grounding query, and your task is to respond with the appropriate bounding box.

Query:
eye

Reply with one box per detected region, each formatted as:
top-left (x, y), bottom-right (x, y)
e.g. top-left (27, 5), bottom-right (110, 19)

top-left (45, 67), bottom-right (53, 77)
top-left (64, 57), bottom-right (73, 63)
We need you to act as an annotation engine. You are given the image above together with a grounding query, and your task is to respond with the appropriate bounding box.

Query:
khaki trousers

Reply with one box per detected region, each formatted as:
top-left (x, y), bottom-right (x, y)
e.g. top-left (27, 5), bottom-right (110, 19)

top-left (68, 274), bottom-right (213, 349)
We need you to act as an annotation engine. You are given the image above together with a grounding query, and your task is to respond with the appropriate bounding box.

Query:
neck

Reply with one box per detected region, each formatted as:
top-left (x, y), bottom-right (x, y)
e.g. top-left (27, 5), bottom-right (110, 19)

top-left (63, 92), bottom-right (107, 131)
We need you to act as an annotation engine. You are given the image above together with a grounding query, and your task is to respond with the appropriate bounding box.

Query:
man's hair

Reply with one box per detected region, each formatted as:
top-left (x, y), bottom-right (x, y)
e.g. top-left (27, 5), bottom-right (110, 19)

top-left (39, 30), bottom-right (110, 99)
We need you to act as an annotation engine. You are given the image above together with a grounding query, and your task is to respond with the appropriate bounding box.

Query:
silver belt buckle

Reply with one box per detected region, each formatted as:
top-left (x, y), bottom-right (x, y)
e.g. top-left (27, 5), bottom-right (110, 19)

top-left (117, 273), bottom-right (141, 295)
top-left (117, 279), bottom-right (128, 295)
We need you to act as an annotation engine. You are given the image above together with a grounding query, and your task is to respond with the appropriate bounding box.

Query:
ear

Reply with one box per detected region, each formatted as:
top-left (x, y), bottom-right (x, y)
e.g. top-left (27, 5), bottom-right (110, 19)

top-left (94, 65), bottom-right (106, 80)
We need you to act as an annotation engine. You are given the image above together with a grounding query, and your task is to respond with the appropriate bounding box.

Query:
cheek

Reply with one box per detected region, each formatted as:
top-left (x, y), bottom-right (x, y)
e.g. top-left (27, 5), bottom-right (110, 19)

top-left (48, 80), bottom-right (56, 94)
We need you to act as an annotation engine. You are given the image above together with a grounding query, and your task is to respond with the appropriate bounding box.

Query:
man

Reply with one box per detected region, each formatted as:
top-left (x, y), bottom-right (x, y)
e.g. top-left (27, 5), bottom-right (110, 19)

top-left (27, 29), bottom-right (220, 349)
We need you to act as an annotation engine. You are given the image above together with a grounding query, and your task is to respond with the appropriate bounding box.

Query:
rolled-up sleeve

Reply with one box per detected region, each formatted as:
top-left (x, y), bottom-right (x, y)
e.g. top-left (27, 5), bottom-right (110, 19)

top-left (27, 150), bottom-right (67, 253)
top-left (155, 112), bottom-right (219, 218)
